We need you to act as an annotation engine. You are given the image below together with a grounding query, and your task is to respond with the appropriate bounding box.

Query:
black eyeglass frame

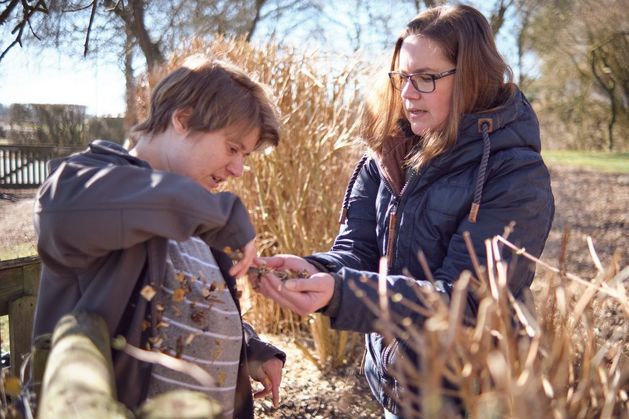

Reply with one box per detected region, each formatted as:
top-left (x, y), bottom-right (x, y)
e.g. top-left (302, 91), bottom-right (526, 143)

top-left (388, 68), bottom-right (457, 93)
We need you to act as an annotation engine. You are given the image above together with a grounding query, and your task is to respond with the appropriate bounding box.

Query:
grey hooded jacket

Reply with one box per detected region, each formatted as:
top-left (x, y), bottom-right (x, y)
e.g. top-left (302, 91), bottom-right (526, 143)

top-left (32, 140), bottom-right (281, 415)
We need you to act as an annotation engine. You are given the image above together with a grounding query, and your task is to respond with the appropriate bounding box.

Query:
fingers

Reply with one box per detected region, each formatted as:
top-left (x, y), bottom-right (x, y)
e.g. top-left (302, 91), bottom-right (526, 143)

top-left (255, 255), bottom-right (286, 269)
top-left (229, 239), bottom-right (256, 278)
top-left (267, 360), bottom-right (282, 408)
top-left (270, 376), bottom-right (280, 407)
top-left (252, 375), bottom-right (272, 399)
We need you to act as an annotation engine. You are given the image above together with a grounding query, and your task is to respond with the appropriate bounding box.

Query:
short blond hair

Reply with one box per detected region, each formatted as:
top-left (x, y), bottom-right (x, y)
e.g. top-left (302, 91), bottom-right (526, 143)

top-left (133, 55), bottom-right (280, 149)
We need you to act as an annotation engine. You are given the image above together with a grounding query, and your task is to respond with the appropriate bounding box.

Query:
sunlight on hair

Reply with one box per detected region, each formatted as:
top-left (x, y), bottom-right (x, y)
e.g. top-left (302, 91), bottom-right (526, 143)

top-left (181, 53), bottom-right (212, 70)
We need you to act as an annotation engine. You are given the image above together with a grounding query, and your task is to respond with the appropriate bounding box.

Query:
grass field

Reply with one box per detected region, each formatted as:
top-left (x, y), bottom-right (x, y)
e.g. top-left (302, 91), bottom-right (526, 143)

top-left (542, 150), bottom-right (629, 173)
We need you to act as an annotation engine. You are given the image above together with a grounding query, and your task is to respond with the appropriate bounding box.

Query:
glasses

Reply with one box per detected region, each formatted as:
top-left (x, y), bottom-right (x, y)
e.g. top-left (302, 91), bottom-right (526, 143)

top-left (388, 68), bottom-right (456, 93)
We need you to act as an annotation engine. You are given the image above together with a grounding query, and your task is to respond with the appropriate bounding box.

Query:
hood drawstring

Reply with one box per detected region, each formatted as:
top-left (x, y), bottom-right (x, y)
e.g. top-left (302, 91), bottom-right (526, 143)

top-left (339, 154), bottom-right (369, 224)
top-left (469, 119), bottom-right (493, 223)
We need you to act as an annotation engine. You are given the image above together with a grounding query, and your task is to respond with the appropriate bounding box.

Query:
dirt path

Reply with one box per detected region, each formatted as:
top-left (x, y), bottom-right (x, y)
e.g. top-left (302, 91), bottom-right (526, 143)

top-left (541, 166), bottom-right (628, 278)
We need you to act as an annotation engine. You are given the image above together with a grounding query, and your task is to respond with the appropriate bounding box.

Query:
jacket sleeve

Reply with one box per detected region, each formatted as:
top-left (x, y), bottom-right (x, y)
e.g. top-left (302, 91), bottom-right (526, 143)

top-left (34, 158), bottom-right (255, 268)
top-left (305, 158), bottom-right (381, 273)
top-left (327, 150), bottom-right (554, 333)
top-left (243, 322), bottom-right (287, 373)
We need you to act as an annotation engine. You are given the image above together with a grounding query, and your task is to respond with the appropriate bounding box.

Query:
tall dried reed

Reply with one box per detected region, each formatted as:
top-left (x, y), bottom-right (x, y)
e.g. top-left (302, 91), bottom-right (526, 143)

top-left (135, 37), bottom-right (369, 367)
top-left (362, 232), bottom-right (628, 418)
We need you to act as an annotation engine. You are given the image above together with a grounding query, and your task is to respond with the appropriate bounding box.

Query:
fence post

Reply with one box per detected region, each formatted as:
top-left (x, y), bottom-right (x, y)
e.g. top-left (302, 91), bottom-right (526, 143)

top-left (0, 256), bottom-right (40, 375)
top-left (8, 296), bottom-right (36, 376)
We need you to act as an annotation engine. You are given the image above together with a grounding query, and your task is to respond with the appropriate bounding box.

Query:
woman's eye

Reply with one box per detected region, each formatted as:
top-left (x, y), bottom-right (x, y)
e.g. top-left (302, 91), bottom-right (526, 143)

top-left (419, 75), bottom-right (433, 82)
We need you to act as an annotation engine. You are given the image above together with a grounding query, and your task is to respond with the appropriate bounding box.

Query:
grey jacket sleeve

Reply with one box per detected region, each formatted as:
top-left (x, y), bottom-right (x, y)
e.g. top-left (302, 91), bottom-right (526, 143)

top-left (34, 159), bottom-right (255, 268)
top-left (242, 322), bottom-right (286, 374)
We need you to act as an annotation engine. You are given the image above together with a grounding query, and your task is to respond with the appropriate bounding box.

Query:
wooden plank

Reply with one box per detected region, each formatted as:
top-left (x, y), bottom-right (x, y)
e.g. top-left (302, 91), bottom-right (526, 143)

top-left (38, 312), bottom-right (133, 419)
top-left (9, 295), bottom-right (36, 376)
top-left (137, 390), bottom-right (221, 419)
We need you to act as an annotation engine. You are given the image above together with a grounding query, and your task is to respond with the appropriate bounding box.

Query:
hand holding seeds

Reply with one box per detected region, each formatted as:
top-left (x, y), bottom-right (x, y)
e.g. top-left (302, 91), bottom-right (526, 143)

top-left (247, 255), bottom-right (334, 316)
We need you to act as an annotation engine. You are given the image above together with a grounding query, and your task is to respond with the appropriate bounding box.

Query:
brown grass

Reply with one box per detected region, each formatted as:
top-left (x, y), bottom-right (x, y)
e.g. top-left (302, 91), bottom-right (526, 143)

top-left (368, 233), bottom-right (628, 418)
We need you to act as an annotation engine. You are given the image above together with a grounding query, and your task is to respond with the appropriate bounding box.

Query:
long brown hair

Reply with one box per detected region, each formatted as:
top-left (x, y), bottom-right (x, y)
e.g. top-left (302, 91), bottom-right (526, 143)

top-left (360, 4), bottom-right (514, 168)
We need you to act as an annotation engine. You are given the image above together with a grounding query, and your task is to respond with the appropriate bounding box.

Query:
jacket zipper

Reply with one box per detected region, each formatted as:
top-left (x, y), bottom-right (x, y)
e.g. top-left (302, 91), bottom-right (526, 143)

top-left (383, 170), bottom-right (418, 270)
top-left (386, 207), bottom-right (397, 269)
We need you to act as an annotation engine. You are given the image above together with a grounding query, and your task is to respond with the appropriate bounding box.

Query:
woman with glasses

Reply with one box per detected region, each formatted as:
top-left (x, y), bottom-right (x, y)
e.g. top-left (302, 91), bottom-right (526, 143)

top-left (251, 4), bottom-right (554, 417)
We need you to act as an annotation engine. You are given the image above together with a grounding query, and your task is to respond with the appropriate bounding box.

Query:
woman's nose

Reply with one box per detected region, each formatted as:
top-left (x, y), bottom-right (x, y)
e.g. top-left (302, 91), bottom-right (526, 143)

top-left (400, 78), bottom-right (420, 99)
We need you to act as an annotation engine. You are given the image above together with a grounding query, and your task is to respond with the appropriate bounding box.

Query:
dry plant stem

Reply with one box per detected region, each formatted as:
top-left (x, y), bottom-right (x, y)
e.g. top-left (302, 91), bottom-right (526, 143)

top-left (496, 235), bottom-right (625, 301)
top-left (586, 236), bottom-right (604, 273)
top-left (115, 338), bottom-right (215, 388)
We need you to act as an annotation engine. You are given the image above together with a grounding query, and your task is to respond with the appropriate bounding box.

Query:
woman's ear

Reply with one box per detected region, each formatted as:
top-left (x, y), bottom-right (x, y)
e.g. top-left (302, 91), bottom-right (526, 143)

top-left (171, 108), bottom-right (192, 134)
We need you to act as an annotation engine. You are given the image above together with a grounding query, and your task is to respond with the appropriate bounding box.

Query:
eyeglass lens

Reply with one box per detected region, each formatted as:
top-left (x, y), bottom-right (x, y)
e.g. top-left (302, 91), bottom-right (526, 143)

top-left (392, 74), bottom-right (434, 93)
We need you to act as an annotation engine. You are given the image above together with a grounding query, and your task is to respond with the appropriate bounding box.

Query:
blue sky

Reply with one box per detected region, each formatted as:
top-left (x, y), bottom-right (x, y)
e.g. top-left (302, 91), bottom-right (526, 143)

top-left (0, 3), bottom-right (521, 117)
top-left (0, 46), bottom-right (126, 116)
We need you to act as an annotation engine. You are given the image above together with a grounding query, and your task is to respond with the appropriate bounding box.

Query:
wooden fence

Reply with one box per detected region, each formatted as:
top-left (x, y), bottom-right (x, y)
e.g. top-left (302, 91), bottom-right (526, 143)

top-left (0, 145), bottom-right (78, 188)
top-left (0, 256), bottom-right (40, 376)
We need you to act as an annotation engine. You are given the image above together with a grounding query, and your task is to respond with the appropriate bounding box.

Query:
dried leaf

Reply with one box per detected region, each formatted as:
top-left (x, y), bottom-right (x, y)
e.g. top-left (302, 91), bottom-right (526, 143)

top-left (4, 376), bottom-right (21, 397)
top-left (175, 271), bottom-right (186, 283)
top-left (141, 285), bottom-right (157, 301)
top-left (172, 288), bottom-right (186, 303)
top-left (191, 310), bottom-right (205, 324)
top-left (185, 333), bottom-right (197, 345)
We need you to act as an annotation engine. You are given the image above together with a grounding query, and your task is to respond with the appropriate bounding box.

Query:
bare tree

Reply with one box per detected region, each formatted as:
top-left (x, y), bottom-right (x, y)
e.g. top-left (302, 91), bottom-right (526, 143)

top-left (1, 0), bottom-right (317, 128)
top-left (523, 0), bottom-right (629, 150)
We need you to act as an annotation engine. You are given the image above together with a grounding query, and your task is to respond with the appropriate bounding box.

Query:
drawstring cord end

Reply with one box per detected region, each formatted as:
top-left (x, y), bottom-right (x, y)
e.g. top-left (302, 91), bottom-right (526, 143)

top-left (469, 202), bottom-right (480, 223)
top-left (338, 207), bottom-right (348, 225)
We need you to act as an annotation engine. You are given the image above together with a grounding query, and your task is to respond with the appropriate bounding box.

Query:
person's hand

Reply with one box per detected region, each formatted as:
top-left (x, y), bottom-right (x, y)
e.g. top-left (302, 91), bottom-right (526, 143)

top-left (250, 356), bottom-right (284, 407)
top-left (229, 239), bottom-right (256, 278)
top-left (254, 254), bottom-right (319, 276)
top-left (257, 272), bottom-right (335, 316)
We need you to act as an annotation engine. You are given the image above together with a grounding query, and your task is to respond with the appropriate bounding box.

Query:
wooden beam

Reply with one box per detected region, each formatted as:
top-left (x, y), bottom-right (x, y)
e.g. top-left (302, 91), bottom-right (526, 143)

top-left (37, 312), bottom-right (132, 419)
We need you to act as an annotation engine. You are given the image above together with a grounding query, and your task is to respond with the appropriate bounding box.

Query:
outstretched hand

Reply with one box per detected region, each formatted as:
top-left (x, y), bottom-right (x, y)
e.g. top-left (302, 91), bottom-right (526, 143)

top-left (255, 271), bottom-right (335, 316)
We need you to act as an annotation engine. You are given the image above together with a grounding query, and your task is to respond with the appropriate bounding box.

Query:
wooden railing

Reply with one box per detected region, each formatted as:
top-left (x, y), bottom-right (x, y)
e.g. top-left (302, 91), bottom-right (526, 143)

top-left (0, 145), bottom-right (79, 188)
top-left (0, 256), bottom-right (40, 376)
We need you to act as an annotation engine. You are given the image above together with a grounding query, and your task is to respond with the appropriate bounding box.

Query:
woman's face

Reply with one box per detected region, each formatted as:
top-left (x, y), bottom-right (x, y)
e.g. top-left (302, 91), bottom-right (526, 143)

top-left (398, 35), bottom-right (455, 136)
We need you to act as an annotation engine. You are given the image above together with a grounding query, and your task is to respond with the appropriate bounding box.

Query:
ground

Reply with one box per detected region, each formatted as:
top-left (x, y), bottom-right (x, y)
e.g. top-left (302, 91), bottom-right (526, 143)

top-left (0, 165), bottom-right (627, 418)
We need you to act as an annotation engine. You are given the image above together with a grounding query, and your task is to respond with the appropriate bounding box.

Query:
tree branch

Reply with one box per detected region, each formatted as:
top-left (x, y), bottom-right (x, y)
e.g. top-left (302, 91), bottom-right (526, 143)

top-left (1, 0), bottom-right (48, 61)
top-left (83, 0), bottom-right (97, 56)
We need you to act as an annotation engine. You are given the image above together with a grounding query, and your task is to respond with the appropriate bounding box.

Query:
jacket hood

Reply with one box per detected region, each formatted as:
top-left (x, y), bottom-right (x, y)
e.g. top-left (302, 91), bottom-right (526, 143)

top-left (433, 88), bottom-right (540, 173)
top-left (48, 140), bottom-right (148, 173)
top-left (372, 88), bottom-right (540, 195)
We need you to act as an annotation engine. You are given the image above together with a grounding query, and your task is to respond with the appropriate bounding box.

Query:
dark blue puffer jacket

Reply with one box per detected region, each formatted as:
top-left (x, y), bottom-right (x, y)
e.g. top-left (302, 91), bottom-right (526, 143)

top-left (307, 89), bottom-right (554, 413)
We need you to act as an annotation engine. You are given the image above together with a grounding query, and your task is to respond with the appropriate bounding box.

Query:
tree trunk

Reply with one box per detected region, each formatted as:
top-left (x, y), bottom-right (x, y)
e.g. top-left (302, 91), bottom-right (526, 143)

top-left (128, 0), bottom-right (164, 72)
top-left (124, 27), bottom-right (138, 137)
top-left (246, 0), bottom-right (268, 42)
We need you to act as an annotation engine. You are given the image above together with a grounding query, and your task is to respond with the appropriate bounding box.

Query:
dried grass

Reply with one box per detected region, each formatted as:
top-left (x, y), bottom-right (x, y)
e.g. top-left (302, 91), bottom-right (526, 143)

top-left (132, 39), bottom-right (629, 417)
top-left (135, 36), bottom-right (368, 367)
top-left (365, 233), bottom-right (629, 418)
